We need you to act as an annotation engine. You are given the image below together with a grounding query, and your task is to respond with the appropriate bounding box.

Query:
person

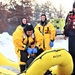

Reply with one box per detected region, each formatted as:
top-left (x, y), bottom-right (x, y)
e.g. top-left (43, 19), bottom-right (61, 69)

top-left (35, 14), bottom-right (56, 51)
top-left (12, 18), bottom-right (27, 73)
top-left (12, 23), bottom-right (43, 73)
top-left (34, 14), bottom-right (56, 75)
top-left (15, 18), bottom-right (27, 32)
top-left (63, 2), bottom-right (75, 75)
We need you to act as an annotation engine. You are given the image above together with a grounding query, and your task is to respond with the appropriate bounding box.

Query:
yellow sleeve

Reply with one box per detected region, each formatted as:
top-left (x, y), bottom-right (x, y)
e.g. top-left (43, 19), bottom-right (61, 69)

top-left (12, 27), bottom-right (26, 50)
top-left (34, 28), bottom-right (43, 48)
top-left (48, 22), bottom-right (56, 40)
top-left (34, 24), bottom-right (40, 30)
top-left (13, 40), bottom-right (26, 50)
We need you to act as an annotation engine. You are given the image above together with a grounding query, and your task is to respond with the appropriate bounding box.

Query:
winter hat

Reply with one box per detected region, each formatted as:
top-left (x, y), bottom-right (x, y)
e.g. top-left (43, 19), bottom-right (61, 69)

top-left (24, 23), bottom-right (34, 32)
top-left (73, 2), bottom-right (75, 8)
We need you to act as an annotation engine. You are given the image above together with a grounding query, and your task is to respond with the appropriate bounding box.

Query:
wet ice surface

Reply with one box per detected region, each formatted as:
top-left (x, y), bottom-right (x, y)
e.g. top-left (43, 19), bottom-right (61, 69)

top-left (0, 66), bottom-right (20, 73)
top-left (53, 36), bottom-right (68, 51)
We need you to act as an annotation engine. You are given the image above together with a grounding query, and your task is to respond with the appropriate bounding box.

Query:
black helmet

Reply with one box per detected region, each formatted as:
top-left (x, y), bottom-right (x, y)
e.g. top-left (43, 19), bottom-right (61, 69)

top-left (73, 2), bottom-right (75, 8)
top-left (24, 23), bottom-right (34, 32)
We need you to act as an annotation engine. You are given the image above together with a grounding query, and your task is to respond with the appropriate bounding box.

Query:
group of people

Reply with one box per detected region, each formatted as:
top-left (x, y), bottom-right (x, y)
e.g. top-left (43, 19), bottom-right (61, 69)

top-left (12, 14), bottom-right (56, 75)
top-left (12, 2), bottom-right (75, 75)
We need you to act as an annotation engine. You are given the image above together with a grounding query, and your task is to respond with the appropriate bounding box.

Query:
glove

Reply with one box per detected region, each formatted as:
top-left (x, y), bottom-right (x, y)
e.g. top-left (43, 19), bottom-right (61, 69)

top-left (27, 48), bottom-right (33, 55)
top-left (50, 41), bottom-right (54, 47)
top-left (32, 48), bottom-right (38, 54)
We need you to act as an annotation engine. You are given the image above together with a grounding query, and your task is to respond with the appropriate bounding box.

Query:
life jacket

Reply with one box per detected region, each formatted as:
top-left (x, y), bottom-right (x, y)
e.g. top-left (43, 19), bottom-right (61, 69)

top-left (23, 33), bottom-right (35, 47)
top-left (68, 12), bottom-right (75, 30)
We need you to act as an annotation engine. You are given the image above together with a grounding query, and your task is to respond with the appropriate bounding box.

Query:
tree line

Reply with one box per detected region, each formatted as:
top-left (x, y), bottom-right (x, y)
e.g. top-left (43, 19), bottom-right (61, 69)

top-left (0, 0), bottom-right (65, 34)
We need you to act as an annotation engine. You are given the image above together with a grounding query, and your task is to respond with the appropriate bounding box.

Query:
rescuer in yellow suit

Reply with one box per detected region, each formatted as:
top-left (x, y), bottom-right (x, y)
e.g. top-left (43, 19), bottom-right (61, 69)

top-left (35, 14), bottom-right (56, 51)
top-left (12, 23), bottom-right (43, 73)
top-left (12, 18), bottom-right (27, 58)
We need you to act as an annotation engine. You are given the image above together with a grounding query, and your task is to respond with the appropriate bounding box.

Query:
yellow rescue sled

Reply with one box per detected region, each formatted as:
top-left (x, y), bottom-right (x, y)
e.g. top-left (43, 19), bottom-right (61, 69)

top-left (0, 48), bottom-right (74, 75)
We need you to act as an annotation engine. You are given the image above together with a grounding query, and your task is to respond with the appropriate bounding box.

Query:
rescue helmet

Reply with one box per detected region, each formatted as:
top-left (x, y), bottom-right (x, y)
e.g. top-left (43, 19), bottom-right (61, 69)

top-left (24, 23), bottom-right (34, 32)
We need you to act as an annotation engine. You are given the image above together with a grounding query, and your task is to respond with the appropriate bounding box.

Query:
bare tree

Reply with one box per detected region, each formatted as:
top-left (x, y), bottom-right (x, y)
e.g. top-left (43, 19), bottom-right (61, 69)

top-left (57, 4), bottom-right (65, 18)
top-left (0, 2), bottom-right (10, 33)
top-left (33, 0), bottom-right (56, 21)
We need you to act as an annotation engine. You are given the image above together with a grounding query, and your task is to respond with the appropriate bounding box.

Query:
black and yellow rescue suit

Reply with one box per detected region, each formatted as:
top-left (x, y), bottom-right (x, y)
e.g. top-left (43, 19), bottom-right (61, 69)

top-left (34, 14), bottom-right (56, 75)
top-left (35, 20), bottom-right (56, 50)
top-left (12, 24), bottom-right (43, 73)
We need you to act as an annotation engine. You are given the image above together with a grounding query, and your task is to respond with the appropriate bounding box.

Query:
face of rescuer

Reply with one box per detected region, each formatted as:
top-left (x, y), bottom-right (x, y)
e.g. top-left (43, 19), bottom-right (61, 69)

top-left (22, 18), bottom-right (27, 24)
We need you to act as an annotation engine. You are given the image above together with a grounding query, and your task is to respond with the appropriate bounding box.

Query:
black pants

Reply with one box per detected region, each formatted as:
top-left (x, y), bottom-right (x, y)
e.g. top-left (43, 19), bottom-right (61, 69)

top-left (20, 48), bottom-right (43, 73)
top-left (36, 48), bottom-right (44, 56)
top-left (69, 37), bottom-right (75, 75)
top-left (26, 56), bottom-right (36, 68)
top-left (20, 50), bottom-right (28, 73)
top-left (20, 50), bottom-right (28, 63)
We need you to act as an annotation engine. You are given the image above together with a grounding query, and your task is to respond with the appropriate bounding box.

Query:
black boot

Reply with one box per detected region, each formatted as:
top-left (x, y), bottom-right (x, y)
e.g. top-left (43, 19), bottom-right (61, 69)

top-left (44, 70), bottom-right (52, 75)
top-left (20, 65), bottom-right (25, 73)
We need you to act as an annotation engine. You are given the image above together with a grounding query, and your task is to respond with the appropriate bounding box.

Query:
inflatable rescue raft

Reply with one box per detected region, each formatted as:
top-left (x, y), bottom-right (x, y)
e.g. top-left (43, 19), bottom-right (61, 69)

top-left (0, 48), bottom-right (73, 75)
top-left (0, 53), bottom-right (19, 69)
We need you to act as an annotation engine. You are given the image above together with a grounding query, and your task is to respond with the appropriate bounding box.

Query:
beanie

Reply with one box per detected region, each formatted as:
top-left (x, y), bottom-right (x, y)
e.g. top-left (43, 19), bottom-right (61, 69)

top-left (41, 14), bottom-right (46, 17)
top-left (73, 2), bottom-right (75, 8)
top-left (24, 23), bottom-right (34, 32)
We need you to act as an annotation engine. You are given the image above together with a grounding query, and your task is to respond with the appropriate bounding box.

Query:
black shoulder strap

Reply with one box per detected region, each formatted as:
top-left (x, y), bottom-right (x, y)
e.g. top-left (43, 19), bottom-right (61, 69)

top-left (47, 27), bottom-right (49, 31)
top-left (27, 37), bottom-right (29, 45)
top-left (39, 27), bottom-right (41, 32)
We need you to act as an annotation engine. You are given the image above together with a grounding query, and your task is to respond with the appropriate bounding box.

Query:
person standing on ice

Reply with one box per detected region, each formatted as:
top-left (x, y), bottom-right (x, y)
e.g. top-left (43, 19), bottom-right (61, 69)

top-left (12, 23), bottom-right (43, 73)
top-left (12, 17), bottom-right (27, 72)
top-left (64, 2), bottom-right (75, 75)
top-left (35, 14), bottom-right (56, 51)
top-left (34, 14), bottom-right (56, 75)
